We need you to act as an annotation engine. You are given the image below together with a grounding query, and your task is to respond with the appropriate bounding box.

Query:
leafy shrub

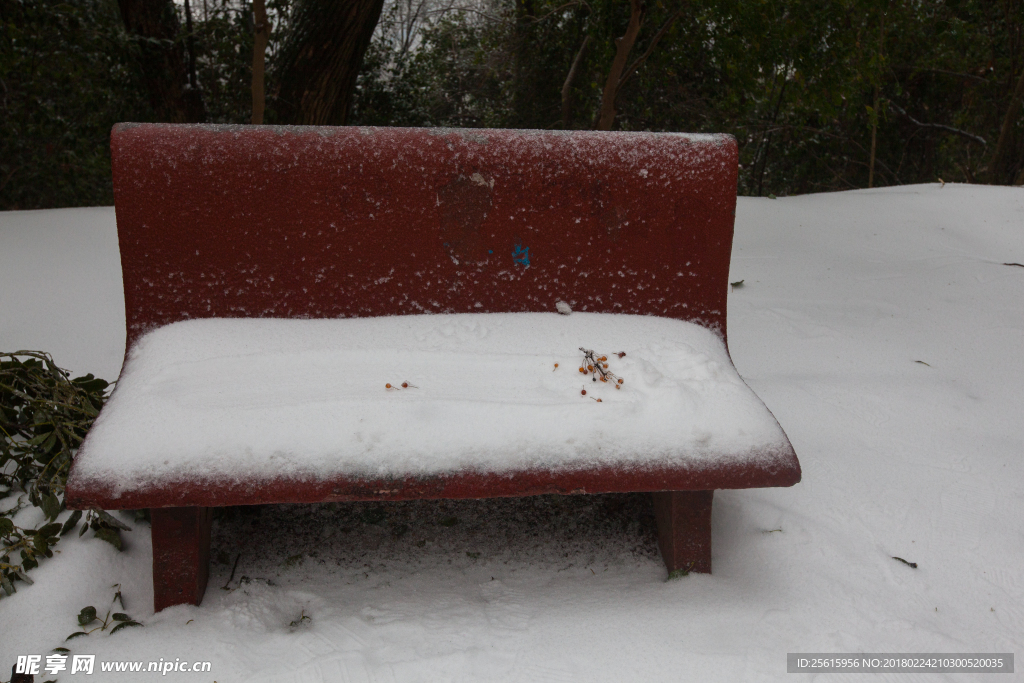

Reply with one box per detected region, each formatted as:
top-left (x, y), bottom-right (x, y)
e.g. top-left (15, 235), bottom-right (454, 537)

top-left (0, 351), bottom-right (126, 598)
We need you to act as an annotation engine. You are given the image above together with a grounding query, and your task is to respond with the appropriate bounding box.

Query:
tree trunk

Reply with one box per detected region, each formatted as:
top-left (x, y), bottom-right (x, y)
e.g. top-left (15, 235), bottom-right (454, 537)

top-left (868, 84), bottom-right (879, 188)
top-left (274, 0), bottom-right (385, 126)
top-left (989, 65), bottom-right (1024, 185)
top-left (596, 0), bottom-right (644, 131)
top-left (251, 0), bottom-right (271, 124)
top-left (117, 0), bottom-right (205, 123)
top-left (511, 0), bottom-right (538, 127)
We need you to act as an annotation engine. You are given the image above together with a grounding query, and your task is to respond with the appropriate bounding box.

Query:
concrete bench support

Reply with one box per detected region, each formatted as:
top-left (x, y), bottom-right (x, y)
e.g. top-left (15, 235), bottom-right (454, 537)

top-left (652, 490), bottom-right (713, 574)
top-left (151, 507), bottom-right (212, 612)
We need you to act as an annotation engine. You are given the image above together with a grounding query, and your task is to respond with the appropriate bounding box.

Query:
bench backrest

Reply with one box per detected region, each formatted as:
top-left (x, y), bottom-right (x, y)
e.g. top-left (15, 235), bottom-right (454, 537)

top-left (111, 124), bottom-right (738, 354)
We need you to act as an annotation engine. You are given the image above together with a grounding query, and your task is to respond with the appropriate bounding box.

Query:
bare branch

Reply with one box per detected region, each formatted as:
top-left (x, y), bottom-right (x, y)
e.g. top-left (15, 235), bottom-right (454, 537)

top-left (618, 9), bottom-right (681, 90)
top-left (763, 123), bottom-right (901, 183)
top-left (562, 35), bottom-right (590, 127)
top-left (891, 66), bottom-right (987, 83)
top-left (889, 102), bottom-right (987, 146)
top-left (524, 1), bottom-right (589, 25)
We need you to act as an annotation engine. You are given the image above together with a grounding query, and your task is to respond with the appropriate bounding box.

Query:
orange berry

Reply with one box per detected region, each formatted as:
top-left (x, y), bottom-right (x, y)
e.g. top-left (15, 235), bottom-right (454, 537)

top-left (554, 363), bottom-right (559, 368)
top-left (587, 365), bottom-right (594, 371)
top-left (596, 398), bottom-right (603, 402)
top-left (603, 363), bottom-right (608, 369)
top-left (402, 382), bottom-right (408, 388)
top-left (600, 377), bottom-right (607, 382)
top-left (581, 389), bottom-right (586, 395)
top-left (385, 383), bottom-right (392, 389)
top-left (615, 385), bottom-right (620, 390)
top-left (598, 356), bottom-right (607, 362)
top-left (617, 378), bottom-right (623, 384)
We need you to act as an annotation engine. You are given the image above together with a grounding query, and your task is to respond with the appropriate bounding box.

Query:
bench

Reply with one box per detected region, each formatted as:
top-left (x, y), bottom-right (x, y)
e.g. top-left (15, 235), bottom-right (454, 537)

top-left (65, 123), bottom-right (801, 612)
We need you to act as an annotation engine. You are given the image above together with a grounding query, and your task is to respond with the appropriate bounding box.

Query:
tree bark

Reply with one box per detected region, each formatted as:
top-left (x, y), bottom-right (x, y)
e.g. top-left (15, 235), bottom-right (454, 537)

top-left (511, 0), bottom-right (538, 126)
top-left (868, 84), bottom-right (879, 188)
top-left (989, 65), bottom-right (1024, 185)
top-left (251, 0), bottom-right (271, 124)
top-left (117, 0), bottom-right (205, 123)
top-left (274, 0), bottom-right (385, 126)
top-left (596, 0), bottom-right (644, 131)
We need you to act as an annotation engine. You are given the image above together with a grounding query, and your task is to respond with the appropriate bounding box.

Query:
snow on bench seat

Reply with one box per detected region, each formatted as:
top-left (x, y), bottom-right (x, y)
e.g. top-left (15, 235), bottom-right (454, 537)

top-left (70, 312), bottom-right (795, 506)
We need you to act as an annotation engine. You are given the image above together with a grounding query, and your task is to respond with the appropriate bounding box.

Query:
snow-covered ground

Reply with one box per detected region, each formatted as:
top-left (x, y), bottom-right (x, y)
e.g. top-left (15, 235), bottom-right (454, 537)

top-left (1, 184), bottom-right (1022, 682)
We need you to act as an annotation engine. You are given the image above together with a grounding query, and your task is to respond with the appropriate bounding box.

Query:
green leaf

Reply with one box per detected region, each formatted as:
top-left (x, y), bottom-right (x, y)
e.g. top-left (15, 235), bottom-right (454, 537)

top-left (78, 605), bottom-right (98, 625)
top-left (112, 612), bottom-right (131, 622)
top-left (25, 431), bottom-right (51, 446)
top-left (40, 431), bottom-right (58, 453)
top-left (66, 631), bottom-right (90, 641)
top-left (110, 620), bottom-right (143, 634)
top-left (94, 509), bottom-right (132, 531)
top-left (33, 534), bottom-right (50, 553)
top-left (38, 521), bottom-right (63, 538)
top-left (61, 509), bottom-right (82, 535)
top-left (94, 526), bottom-right (123, 550)
top-left (0, 517), bottom-right (13, 536)
top-left (79, 394), bottom-right (99, 417)
top-left (52, 647), bottom-right (70, 653)
top-left (1, 575), bottom-right (14, 596)
top-left (15, 570), bottom-right (34, 585)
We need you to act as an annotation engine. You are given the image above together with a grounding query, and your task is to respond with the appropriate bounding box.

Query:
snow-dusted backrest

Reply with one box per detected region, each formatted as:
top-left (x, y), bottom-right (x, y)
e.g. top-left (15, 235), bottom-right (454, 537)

top-left (111, 124), bottom-right (738, 353)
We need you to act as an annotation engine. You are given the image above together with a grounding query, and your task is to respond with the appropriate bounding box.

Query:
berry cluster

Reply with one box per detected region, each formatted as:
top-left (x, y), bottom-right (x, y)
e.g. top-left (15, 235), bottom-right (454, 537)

top-left (577, 347), bottom-right (625, 397)
top-left (385, 381), bottom-right (417, 390)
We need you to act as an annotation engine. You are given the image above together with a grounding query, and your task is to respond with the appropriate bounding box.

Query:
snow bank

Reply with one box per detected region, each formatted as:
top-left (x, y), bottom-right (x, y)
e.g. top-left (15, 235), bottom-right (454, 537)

top-left (3, 184), bottom-right (1022, 683)
top-left (74, 313), bottom-right (790, 491)
top-left (0, 207), bottom-right (125, 379)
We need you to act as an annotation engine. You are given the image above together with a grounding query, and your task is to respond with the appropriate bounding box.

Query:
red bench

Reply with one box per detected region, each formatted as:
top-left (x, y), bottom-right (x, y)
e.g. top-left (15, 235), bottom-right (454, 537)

top-left (65, 123), bottom-right (800, 612)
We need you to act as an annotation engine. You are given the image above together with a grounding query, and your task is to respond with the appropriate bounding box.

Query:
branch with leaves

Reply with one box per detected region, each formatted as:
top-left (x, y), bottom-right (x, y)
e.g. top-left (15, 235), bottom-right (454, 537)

top-left (1, 351), bottom-right (130, 599)
top-left (65, 585), bottom-right (143, 641)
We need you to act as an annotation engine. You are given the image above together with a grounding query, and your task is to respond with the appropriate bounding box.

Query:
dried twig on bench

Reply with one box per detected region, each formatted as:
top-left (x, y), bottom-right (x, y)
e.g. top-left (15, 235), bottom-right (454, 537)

top-left (578, 348), bottom-right (625, 389)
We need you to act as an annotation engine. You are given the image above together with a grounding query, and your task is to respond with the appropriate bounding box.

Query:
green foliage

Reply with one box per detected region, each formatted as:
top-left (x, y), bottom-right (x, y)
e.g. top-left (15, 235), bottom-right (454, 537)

top-left (67, 585), bottom-right (143, 640)
top-left (0, 351), bottom-right (125, 598)
top-left (190, 0), bottom-right (294, 124)
top-left (353, 0), bottom-right (1024, 194)
top-left (3, 0), bottom-right (1023, 206)
top-left (0, 0), bottom-right (153, 210)
top-left (1, 351), bottom-right (109, 503)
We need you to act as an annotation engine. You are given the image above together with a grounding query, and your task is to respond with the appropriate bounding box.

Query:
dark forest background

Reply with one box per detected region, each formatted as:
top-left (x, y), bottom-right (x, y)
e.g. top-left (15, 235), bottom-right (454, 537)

top-left (2, 0), bottom-right (1022, 210)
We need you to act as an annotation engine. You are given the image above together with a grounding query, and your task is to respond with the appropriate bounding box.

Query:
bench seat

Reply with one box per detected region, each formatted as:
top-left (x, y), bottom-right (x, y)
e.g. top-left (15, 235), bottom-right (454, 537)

top-left (69, 312), bottom-right (797, 510)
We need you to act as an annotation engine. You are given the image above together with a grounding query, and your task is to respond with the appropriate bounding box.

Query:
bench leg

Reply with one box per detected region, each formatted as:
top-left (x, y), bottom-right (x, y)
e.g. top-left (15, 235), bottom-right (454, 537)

top-left (151, 507), bottom-right (212, 612)
top-left (651, 490), bottom-right (713, 574)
